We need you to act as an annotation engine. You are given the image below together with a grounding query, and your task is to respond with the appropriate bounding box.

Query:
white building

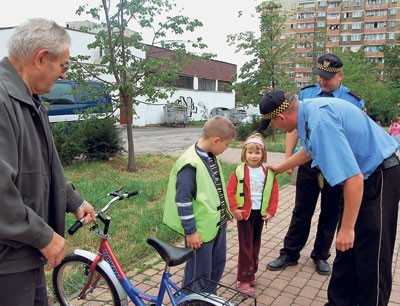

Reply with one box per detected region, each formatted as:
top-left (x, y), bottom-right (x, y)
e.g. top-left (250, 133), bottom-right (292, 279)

top-left (0, 22), bottom-right (237, 127)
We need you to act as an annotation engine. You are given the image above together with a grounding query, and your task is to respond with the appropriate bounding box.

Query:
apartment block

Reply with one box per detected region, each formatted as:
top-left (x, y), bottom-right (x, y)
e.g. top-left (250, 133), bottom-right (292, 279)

top-left (275, 0), bottom-right (400, 87)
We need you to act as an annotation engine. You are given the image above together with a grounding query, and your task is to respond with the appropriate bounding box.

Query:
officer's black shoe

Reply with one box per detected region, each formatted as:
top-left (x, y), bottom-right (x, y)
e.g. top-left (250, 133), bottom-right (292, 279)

top-left (267, 255), bottom-right (298, 271)
top-left (314, 259), bottom-right (331, 275)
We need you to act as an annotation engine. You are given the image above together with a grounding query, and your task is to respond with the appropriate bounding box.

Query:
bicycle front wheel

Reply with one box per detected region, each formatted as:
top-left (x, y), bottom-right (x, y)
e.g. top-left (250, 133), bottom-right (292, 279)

top-left (52, 254), bottom-right (121, 306)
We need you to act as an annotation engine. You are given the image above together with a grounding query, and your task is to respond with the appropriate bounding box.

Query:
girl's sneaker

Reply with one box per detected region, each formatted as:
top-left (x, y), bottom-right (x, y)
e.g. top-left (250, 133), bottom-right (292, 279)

top-left (249, 280), bottom-right (257, 287)
top-left (236, 282), bottom-right (255, 295)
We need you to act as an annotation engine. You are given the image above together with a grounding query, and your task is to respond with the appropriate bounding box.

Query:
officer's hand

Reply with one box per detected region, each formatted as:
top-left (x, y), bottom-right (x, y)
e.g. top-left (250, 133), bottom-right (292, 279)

top-left (336, 227), bottom-right (355, 252)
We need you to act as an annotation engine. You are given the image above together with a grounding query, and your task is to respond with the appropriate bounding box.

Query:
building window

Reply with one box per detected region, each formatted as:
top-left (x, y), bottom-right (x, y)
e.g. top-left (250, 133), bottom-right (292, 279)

top-left (366, 10), bottom-right (387, 17)
top-left (392, 0), bottom-right (397, 3)
top-left (388, 32), bottom-right (396, 39)
top-left (217, 81), bottom-right (231, 92)
top-left (389, 8), bottom-right (397, 15)
top-left (365, 45), bottom-right (382, 52)
top-left (352, 23), bottom-right (362, 30)
top-left (343, 12), bottom-right (349, 18)
top-left (198, 78), bottom-right (216, 91)
top-left (342, 35), bottom-right (348, 41)
top-left (328, 13), bottom-right (341, 19)
top-left (351, 34), bottom-right (362, 41)
top-left (173, 76), bottom-right (193, 89)
top-left (344, 1), bottom-right (350, 6)
top-left (319, 1), bottom-right (327, 7)
top-left (317, 21), bottom-right (326, 27)
top-left (343, 24), bottom-right (349, 30)
top-left (328, 2), bottom-right (341, 8)
top-left (328, 36), bottom-right (340, 42)
top-left (365, 22), bottom-right (386, 28)
top-left (365, 33), bottom-right (386, 40)
top-left (317, 11), bottom-right (326, 17)
top-left (352, 11), bottom-right (363, 18)
top-left (389, 21), bottom-right (396, 27)
top-left (354, 0), bottom-right (363, 6)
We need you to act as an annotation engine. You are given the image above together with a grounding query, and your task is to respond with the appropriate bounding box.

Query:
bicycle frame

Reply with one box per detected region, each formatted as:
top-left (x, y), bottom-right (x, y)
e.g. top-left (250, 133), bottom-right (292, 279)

top-left (75, 228), bottom-right (186, 306)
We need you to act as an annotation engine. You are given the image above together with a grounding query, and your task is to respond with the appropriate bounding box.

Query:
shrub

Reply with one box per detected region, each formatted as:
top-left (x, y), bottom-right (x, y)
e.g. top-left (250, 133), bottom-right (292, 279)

top-left (78, 117), bottom-right (124, 161)
top-left (51, 117), bottom-right (124, 164)
top-left (51, 122), bottom-right (83, 165)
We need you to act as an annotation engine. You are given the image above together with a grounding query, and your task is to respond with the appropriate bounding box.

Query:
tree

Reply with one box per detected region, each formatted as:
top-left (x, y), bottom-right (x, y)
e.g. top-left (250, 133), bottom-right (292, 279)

top-left (71, 0), bottom-right (208, 171)
top-left (381, 34), bottom-right (400, 87)
top-left (333, 48), bottom-right (399, 125)
top-left (227, 1), bottom-right (297, 108)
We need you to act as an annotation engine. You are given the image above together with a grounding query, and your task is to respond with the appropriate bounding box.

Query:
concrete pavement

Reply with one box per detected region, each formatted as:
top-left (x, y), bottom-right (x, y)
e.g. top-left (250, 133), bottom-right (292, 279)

top-left (130, 149), bottom-right (400, 305)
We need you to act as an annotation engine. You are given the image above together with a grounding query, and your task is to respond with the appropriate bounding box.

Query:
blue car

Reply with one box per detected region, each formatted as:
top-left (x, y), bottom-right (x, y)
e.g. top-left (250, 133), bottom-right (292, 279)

top-left (41, 80), bottom-right (112, 123)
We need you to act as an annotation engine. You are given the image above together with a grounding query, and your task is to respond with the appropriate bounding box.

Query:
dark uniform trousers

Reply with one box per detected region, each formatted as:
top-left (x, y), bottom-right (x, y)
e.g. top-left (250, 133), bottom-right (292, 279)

top-left (280, 160), bottom-right (341, 261)
top-left (327, 164), bottom-right (400, 306)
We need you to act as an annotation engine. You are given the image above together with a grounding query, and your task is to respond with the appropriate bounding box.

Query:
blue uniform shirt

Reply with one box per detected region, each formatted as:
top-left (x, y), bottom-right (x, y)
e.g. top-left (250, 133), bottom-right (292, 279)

top-left (298, 83), bottom-right (365, 109)
top-left (297, 98), bottom-right (398, 186)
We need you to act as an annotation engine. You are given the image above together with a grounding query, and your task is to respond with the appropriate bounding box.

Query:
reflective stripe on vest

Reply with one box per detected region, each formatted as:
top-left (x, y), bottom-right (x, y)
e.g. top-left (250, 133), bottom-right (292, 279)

top-left (163, 145), bottom-right (232, 242)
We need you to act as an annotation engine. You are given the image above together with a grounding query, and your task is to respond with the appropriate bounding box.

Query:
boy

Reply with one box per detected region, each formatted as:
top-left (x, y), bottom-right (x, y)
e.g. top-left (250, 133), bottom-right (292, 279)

top-left (163, 115), bottom-right (236, 293)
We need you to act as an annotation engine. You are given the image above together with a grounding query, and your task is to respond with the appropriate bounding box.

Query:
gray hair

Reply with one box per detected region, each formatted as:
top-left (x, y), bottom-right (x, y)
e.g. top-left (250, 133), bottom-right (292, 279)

top-left (7, 18), bottom-right (71, 60)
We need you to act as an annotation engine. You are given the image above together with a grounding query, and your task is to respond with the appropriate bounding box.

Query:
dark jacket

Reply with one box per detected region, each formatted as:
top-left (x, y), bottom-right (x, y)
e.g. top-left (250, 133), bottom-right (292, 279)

top-left (0, 57), bottom-right (83, 273)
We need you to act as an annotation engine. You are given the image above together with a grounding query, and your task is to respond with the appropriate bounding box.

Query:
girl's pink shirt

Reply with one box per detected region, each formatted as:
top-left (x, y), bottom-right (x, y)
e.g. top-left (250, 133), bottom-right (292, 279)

top-left (388, 122), bottom-right (400, 137)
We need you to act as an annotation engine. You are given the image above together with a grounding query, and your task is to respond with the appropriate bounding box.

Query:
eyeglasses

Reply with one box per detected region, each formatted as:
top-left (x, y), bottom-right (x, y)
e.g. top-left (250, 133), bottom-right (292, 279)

top-left (60, 62), bottom-right (70, 74)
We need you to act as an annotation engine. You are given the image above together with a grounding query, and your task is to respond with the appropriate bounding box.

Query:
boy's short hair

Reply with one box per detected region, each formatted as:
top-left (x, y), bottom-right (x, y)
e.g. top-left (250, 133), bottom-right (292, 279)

top-left (201, 115), bottom-right (236, 141)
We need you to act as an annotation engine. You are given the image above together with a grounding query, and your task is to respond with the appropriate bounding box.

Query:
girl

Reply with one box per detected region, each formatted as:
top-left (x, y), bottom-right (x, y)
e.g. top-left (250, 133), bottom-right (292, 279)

top-left (388, 116), bottom-right (400, 146)
top-left (227, 133), bottom-right (279, 295)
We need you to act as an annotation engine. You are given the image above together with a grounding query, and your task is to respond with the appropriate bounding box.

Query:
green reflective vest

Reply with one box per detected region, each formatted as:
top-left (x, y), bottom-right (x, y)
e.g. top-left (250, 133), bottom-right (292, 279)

top-left (163, 145), bottom-right (232, 242)
top-left (234, 163), bottom-right (275, 215)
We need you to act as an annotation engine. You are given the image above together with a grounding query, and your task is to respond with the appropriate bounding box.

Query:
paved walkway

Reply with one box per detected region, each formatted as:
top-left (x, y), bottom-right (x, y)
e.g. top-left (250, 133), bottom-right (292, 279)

top-left (130, 149), bottom-right (400, 305)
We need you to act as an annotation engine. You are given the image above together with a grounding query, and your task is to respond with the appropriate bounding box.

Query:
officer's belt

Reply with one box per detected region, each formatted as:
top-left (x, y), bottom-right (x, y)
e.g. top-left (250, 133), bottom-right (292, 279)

top-left (374, 153), bottom-right (399, 173)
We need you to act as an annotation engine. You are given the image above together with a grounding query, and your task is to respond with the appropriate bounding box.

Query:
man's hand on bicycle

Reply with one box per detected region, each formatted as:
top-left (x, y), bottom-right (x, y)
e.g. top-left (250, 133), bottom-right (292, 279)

top-left (186, 232), bottom-right (202, 249)
top-left (74, 200), bottom-right (96, 225)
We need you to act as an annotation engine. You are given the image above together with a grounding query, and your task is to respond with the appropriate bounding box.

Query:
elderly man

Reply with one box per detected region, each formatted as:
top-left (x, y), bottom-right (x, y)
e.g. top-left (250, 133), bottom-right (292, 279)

top-left (267, 54), bottom-right (364, 275)
top-left (0, 19), bottom-right (95, 305)
top-left (259, 91), bottom-right (399, 306)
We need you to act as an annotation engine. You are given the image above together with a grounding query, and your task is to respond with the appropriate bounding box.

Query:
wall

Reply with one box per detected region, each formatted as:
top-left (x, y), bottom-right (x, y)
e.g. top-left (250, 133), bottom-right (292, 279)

top-left (132, 87), bottom-right (234, 126)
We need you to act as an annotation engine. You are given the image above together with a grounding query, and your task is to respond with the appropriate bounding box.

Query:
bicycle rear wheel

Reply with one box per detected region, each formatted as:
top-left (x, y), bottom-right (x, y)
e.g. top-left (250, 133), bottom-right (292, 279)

top-left (52, 254), bottom-right (121, 306)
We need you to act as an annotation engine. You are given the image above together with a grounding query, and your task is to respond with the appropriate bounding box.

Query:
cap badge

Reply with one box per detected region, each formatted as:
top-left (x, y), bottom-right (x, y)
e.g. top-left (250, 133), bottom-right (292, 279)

top-left (323, 60), bottom-right (331, 68)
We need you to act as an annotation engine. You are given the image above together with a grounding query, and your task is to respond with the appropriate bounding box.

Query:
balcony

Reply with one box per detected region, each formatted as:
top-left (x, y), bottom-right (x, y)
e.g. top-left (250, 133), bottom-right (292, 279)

top-left (364, 27), bottom-right (387, 33)
top-left (365, 2), bottom-right (388, 10)
top-left (364, 15), bottom-right (389, 22)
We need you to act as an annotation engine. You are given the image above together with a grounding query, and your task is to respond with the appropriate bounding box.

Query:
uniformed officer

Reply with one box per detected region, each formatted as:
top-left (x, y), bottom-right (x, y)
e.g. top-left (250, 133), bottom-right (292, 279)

top-left (267, 54), bottom-right (365, 275)
top-left (260, 90), bottom-right (399, 306)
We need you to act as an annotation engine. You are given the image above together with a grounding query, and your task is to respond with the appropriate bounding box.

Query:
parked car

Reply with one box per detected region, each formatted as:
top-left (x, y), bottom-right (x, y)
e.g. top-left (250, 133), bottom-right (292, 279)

top-left (41, 80), bottom-right (112, 123)
top-left (209, 107), bottom-right (247, 125)
top-left (241, 109), bottom-right (261, 123)
top-left (209, 107), bottom-right (231, 119)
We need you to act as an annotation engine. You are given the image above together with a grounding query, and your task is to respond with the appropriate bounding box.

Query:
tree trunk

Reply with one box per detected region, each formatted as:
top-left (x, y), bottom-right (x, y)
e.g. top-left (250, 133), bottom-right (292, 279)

top-left (122, 94), bottom-right (137, 171)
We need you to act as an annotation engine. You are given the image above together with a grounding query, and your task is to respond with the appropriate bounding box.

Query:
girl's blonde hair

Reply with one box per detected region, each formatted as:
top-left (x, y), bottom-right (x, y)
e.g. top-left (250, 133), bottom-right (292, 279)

top-left (240, 133), bottom-right (267, 163)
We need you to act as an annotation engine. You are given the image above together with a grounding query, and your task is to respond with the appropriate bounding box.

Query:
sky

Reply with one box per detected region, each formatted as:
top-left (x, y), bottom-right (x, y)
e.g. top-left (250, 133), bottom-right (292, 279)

top-left (0, 0), bottom-right (261, 70)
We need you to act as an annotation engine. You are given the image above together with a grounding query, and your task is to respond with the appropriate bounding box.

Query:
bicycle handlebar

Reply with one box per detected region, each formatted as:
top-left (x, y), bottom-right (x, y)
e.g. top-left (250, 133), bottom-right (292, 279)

top-left (68, 189), bottom-right (139, 235)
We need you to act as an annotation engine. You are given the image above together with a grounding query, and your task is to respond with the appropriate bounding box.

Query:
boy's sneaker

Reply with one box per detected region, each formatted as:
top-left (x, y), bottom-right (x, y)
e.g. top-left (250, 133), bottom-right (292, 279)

top-left (236, 282), bottom-right (255, 295)
top-left (249, 280), bottom-right (257, 287)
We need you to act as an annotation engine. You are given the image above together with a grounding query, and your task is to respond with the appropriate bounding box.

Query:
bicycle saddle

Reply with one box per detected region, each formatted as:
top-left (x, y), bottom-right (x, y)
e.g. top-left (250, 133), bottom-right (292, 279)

top-left (147, 237), bottom-right (194, 267)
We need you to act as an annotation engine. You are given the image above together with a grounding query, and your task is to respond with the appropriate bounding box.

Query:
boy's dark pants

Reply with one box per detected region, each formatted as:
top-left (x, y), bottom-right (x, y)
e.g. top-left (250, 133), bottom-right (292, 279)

top-left (183, 227), bottom-right (226, 293)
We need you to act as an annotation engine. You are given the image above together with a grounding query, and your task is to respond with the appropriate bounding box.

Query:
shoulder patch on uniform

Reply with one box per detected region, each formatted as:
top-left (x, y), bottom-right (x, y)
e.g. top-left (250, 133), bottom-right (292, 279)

top-left (300, 84), bottom-right (317, 91)
top-left (347, 90), bottom-right (363, 101)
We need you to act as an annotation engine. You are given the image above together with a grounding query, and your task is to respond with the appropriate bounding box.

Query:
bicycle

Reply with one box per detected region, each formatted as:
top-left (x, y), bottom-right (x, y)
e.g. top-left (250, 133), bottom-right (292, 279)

top-left (52, 188), bottom-right (256, 306)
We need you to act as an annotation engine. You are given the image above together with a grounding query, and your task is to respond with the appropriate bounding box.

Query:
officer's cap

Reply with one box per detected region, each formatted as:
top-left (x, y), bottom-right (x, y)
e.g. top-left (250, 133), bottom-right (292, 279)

top-left (259, 91), bottom-right (293, 131)
top-left (313, 53), bottom-right (343, 80)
